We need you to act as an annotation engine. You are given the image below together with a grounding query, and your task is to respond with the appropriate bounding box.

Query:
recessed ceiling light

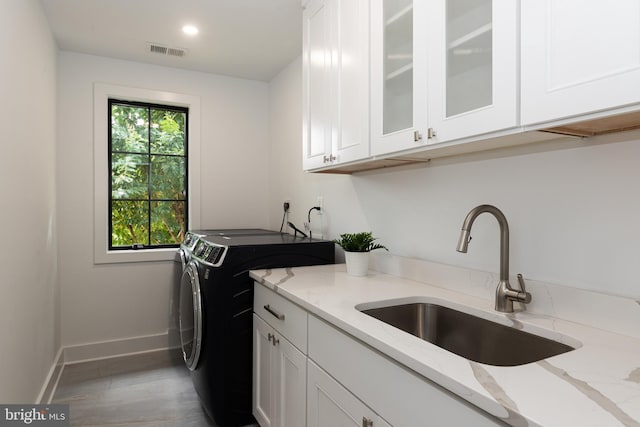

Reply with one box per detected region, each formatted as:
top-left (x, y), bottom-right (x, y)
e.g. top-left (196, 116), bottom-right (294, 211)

top-left (182, 25), bottom-right (199, 36)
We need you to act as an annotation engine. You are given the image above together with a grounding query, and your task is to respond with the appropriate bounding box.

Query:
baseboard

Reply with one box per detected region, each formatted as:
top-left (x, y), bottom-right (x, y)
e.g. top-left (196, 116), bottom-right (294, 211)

top-left (63, 331), bottom-right (179, 365)
top-left (39, 331), bottom-right (181, 403)
top-left (37, 347), bottom-right (64, 404)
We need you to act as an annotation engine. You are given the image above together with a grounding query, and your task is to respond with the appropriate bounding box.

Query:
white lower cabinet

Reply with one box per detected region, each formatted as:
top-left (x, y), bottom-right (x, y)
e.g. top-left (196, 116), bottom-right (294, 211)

top-left (308, 315), bottom-right (505, 427)
top-left (254, 284), bottom-right (308, 427)
top-left (253, 315), bottom-right (307, 427)
top-left (253, 283), bottom-right (504, 427)
top-left (307, 359), bottom-right (391, 427)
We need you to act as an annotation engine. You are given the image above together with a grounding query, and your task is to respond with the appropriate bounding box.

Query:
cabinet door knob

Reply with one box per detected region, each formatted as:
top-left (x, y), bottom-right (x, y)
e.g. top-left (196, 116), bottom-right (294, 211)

top-left (362, 417), bottom-right (373, 427)
top-left (267, 333), bottom-right (274, 343)
top-left (427, 127), bottom-right (437, 139)
top-left (413, 130), bottom-right (423, 142)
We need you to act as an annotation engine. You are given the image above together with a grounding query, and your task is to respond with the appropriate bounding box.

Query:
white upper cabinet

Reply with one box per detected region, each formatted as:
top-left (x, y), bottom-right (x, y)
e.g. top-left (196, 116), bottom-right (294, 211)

top-left (521, 0), bottom-right (640, 126)
top-left (371, 0), bottom-right (517, 156)
top-left (302, 0), bottom-right (332, 170)
top-left (306, 0), bottom-right (640, 173)
top-left (302, 0), bottom-right (370, 170)
top-left (427, 0), bottom-right (518, 142)
top-left (370, 0), bottom-right (428, 156)
top-left (330, 0), bottom-right (370, 164)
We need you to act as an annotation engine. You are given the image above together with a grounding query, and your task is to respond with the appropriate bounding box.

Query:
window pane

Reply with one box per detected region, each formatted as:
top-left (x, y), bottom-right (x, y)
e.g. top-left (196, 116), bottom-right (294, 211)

top-left (151, 201), bottom-right (186, 245)
top-left (111, 201), bottom-right (149, 247)
top-left (150, 109), bottom-right (186, 155)
top-left (111, 104), bottom-right (149, 153)
top-left (109, 99), bottom-right (188, 250)
top-left (111, 154), bottom-right (149, 199)
top-left (150, 155), bottom-right (185, 200)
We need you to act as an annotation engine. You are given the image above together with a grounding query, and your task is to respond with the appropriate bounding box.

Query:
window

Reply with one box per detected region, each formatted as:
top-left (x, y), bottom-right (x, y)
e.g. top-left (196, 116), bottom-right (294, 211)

top-left (109, 99), bottom-right (188, 249)
top-left (94, 83), bottom-right (201, 264)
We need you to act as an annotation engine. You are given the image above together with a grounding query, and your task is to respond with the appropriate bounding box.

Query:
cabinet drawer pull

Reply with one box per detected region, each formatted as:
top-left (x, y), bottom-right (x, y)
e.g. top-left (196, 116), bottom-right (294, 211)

top-left (264, 304), bottom-right (285, 321)
top-left (362, 417), bottom-right (373, 427)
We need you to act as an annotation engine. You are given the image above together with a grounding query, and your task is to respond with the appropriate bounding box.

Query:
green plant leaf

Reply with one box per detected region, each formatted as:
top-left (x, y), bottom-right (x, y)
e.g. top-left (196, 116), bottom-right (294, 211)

top-left (333, 232), bottom-right (387, 252)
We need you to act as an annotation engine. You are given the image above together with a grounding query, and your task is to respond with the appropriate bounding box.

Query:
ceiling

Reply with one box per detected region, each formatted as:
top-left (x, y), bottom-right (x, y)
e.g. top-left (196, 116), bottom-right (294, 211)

top-left (39, 0), bottom-right (303, 82)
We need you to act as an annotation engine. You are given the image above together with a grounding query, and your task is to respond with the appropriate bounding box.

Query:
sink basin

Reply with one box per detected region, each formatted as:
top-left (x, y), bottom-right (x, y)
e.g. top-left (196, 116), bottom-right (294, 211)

top-left (360, 302), bottom-right (574, 366)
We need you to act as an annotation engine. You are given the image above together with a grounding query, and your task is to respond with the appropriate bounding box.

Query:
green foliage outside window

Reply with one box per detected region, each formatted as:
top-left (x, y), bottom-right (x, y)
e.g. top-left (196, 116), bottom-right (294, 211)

top-left (110, 101), bottom-right (188, 248)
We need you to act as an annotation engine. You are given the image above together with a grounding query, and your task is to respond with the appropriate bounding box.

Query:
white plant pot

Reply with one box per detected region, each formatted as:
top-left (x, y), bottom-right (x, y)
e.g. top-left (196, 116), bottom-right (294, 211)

top-left (345, 251), bottom-right (369, 276)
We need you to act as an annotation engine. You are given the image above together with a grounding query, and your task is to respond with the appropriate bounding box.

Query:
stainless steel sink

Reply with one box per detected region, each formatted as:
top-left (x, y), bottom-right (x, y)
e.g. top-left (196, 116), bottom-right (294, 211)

top-left (360, 302), bottom-right (574, 366)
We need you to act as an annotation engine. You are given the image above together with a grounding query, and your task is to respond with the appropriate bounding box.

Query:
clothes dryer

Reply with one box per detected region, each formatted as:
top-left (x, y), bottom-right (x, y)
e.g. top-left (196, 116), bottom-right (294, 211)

top-left (176, 229), bottom-right (280, 275)
top-left (170, 229), bottom-right (281, 347)
top-left (179, 233), bottom-right (334, 427)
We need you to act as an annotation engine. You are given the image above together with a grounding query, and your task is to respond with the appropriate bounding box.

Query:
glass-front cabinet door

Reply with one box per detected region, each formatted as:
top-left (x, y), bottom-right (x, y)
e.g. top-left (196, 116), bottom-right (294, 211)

top-left (382, 0), bottom-right (413, 135)
top-left (445, 0), bottom-right (493, 117)
top-left (427, 0), bottom-right (517, 143)
top-left (371, 0), bottom-right (428, 156)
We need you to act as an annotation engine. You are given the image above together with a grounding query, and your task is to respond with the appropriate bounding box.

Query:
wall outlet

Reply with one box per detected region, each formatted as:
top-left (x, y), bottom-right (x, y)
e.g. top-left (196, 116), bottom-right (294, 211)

top-left (316, 196), bottom-right (323, 214)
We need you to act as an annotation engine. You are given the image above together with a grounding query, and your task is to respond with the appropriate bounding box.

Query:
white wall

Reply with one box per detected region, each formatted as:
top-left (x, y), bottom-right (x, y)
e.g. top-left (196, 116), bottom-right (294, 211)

top-left (0, 0), bottom-right (59, 402)
top-left (268, 57), bottom-right (640, 300)
top-left (58, 52), bottom-right (270, 348)
top-left (268, 57), bottom-right (369, 244)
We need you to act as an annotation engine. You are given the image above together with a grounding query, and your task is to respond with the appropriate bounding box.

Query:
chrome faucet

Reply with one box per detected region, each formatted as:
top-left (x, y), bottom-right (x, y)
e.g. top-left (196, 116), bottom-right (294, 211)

top-left (456, 205), bottom-right (532, 313)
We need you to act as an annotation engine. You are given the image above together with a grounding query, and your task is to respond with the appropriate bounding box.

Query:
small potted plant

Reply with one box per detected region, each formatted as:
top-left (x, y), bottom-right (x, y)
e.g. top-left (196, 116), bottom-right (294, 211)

top-left (333, 232), bottom-right (387, 276)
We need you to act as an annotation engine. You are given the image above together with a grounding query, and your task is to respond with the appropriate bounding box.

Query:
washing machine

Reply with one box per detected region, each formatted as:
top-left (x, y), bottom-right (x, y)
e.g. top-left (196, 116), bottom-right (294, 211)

top-left (170, 229), bottom-right (281, 347)
top-left (179, 233), bottom-right (334, 427)
top-left (175, 229), bottom-right (280, 276)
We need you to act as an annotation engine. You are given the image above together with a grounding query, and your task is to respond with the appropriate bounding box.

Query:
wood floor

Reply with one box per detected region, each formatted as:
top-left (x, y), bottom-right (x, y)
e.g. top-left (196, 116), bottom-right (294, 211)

top-left (52, 349), bottom-right (226, 426)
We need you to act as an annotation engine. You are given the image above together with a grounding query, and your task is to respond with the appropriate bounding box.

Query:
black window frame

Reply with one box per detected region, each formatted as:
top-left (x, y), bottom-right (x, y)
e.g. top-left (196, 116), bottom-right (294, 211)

top-left (108, 98), bottom-right (189, 250)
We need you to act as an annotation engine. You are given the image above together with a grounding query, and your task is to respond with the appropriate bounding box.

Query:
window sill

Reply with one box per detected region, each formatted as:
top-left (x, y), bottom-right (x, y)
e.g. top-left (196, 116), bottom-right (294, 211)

top-left (94, 247), bottom-right (177, 264)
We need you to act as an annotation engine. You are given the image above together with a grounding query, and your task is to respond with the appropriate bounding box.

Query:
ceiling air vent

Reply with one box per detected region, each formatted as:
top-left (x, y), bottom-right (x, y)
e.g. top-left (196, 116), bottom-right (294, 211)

top-left (147, 43), bottom-right (188, 58)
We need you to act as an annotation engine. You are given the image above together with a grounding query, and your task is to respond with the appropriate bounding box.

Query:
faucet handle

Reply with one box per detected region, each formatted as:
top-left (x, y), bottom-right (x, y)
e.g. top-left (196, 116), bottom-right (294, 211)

top-left (515, 274), bottom-right (532, 304)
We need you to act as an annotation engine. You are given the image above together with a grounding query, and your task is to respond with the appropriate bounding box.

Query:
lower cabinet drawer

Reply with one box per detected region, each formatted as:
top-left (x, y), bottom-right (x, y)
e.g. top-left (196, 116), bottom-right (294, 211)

top-left (254, 283), bottom-right (308, 353)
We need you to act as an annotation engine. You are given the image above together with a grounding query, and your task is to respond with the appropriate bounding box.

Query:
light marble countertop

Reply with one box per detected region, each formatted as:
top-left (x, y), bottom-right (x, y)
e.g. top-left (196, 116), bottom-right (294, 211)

top-left (249, 262), bottom-right (640, 427)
